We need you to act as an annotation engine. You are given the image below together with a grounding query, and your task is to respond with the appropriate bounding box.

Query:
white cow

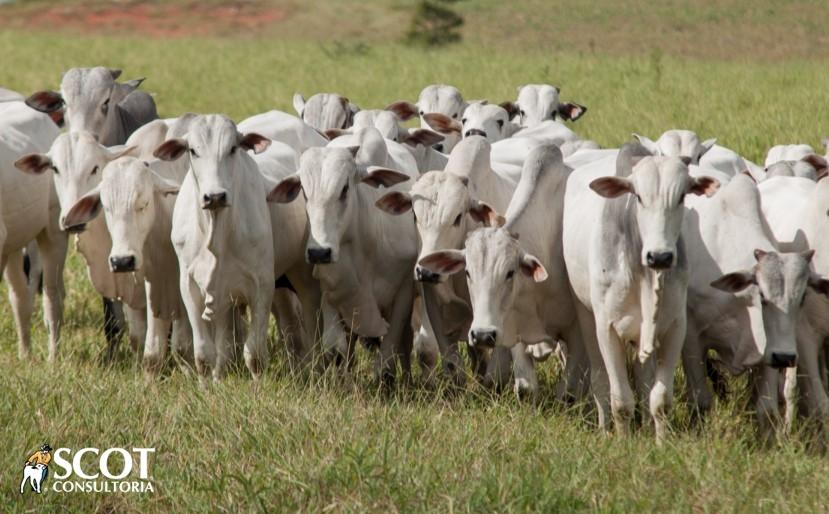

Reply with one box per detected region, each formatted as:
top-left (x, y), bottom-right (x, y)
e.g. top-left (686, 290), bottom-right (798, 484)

top-left (764, 154), bottom-right (827, 181)
top-left (1, 102), bottom-right (66, 361)
top-left (270, 132), bottom-right (417, 386)
top-left (293, 92), bottom-right (359, 133)
top-left (237, 110), bottom-right (327, 153)
top-left (500, 84), bottom-right (587, 127)
top-left (765, 144), bottom-right (815, 167)
top-left (563, 143), bottom-right (720, 442)
top-left (633, 130), bottom-right (716, 164)
top-left (61, 156), bottom-right (191, 374)
top-left (759, 176), bottom-right (829, 437)
top-left (155, 115), bottom-right (275, 382)
top-left (417, 144), bottom-right (583, 398)
top-left (386, 84), bottom-right (467, 153)
top-left (681, 173), bottom-right (827, 435)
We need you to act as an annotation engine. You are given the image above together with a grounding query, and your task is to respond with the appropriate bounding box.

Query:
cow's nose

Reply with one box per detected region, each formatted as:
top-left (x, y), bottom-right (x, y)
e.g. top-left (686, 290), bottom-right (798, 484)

top-left (202, 192), bottom-right (228, 210)
top-left (470, 329), bottom-right (497, 348)
top-left (770, 352), bottom-right (797, 369)
top-left (465, 129), bottom-right (486, 138)
top-left (646, 251), bottom-right (674, 269)
top-left (109, 255), bottom-right (136, 273)
top-left (307, 247), bottom-right (332, 264)
top-left (415, 266), bottom-right (440, 283)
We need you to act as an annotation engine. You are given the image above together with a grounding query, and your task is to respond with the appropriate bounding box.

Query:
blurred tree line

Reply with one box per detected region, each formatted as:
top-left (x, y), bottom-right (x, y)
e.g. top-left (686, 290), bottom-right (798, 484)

top-left (405, 0), bottom-right (464, 47)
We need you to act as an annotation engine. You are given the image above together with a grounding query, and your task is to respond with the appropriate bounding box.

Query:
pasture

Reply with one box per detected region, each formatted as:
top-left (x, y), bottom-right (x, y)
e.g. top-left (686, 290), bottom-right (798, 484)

top-left (3, 1), bottom-right (829, 512)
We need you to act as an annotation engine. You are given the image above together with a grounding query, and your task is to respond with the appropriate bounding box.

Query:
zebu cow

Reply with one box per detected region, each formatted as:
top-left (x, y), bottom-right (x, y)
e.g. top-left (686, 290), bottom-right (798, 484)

top-left (155, 115), bottom-right (275, 381)
top-left (759, 176), bottom-right (829, 438)
top-left (563, 143), bottom-right (720, 442)
top-left (270, 129), bottom-right (417, 386)
top-left (417, 144), bottom-right (583, 398)
top-left (293, 93), bottom-right (359, 133)
top-left (238, 110), bottom-right (327, 153)
top-left (386, 84), bottom-right (467, 153)
top-left (1, 101), bottom-right (66, 361)
top-left (500, 84), bottom-right (587, 127)
top-left (681, 173), bottom-right (828, 436)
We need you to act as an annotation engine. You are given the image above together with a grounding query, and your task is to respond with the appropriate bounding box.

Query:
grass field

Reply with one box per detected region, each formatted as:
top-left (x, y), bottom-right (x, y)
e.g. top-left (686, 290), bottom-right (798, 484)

top-left (3, 1), bottom-right (829, 512)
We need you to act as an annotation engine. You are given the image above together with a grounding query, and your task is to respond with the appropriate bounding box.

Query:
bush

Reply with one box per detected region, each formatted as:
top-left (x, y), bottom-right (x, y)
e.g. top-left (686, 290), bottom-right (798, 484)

top-left (405, 0), bottom-right (464, 48)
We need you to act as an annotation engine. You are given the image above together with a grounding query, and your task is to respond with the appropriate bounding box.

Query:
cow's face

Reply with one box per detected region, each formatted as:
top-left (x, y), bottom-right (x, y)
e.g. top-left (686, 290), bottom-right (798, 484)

top-left (270, 147), bottom-right (409, 265)
top-left (712, 250), bottom-right (829, 369)
top-left (100, 158), bottom-right (178, 272)
top-left (153, 115), bottom-right (269, 211)
top-left (591, 156), bottom-right (720, 270)
top-left (350, 110), bottom-right (404, 142)
top-left (460, 103), bottom-right (510, 143)
top-left (417, 85), bottom-right (465, 153)
top-left (418, 228), bottom-right (547, 348)
top-left (511, 84), bottom-right (587, 127)
top-left (61, 67), bottom-right (118, 139)
top-left (634, 130), bottom-right (716, 165)
top-left (374, 171), bottom-right (503, 283)
top-left (13, 131), bottom-right (135, 232)
top-left (294, 93), bottom-right (357, 133)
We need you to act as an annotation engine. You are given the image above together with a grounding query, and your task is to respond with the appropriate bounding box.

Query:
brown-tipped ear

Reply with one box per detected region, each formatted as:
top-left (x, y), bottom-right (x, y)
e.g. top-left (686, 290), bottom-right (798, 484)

top-left (809, 274), bottom-right (829, 297)
top-left (468, 201), bottom-right (505, 227)
top-left (25, 90), bottom-right (64, 113)
top-left (14, 154), bottom-right (52, 175)
top-left (360, 168), bottom-right (410, 188)
top-left (710, 271), bottom-right (755, 293)
top-left (375, 191), bottom-right (413, 215)
top-left (422, 113), bottom-right (462, 135)
top-left (589, 177), bottom-right (634, 198)
top-left (402, 129), bottom-right (444, 148)
top-left (267, 175), bottom-right (302, 203)
top-left (558, 102), bottom-right (587, 121)
top-left (754, 249), bottom-right (768, 262)
top-left (802, 154), bottom-right (829, 181)
top-left (418, 250), bottom-right (466, 276)
top-left (499, 101), bottom-right (520, 119)
top-left (689, 176), bottom-right (720, 197)
top-left (64, 192), bottom-right (102, 229)
top-left (153, 139), bottom-right (188, 161)
top-left (520, 254), bottom-right (548, 282)
top-left (239, 133), bottom-right (271, 154)
top-left (324, 128), bottom-right (349, 140)
top-left (385, 101), bottom-right (419, 121)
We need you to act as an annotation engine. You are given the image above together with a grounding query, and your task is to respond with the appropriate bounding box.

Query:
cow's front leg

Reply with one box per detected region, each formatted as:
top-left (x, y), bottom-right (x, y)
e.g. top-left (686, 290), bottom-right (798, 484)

top-left (650, 319), bottom-right (684, 445)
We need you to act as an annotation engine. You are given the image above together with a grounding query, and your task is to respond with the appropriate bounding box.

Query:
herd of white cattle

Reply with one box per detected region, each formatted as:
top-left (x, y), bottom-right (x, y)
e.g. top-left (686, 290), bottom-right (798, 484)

top-left (3, 67), bottom-right (829, 444)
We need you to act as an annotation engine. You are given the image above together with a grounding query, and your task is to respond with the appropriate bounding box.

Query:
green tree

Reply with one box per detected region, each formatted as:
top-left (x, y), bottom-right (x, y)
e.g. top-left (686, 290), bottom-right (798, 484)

top-left (405, 0), bottom-right (464, 47)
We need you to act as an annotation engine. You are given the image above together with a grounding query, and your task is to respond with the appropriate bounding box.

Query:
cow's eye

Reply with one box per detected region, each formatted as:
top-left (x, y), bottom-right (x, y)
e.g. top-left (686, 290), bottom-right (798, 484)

top-left (635, 194), bottom-right (643, 204)
top-left (91, 165), bottom-right (99, 175)
top-left (433, 143), bottom-right (444, 152)
top-left (506, 270), bottom-right (514, 281)
top-left (678, 193), bottom-right (686, 205)
top-left (52, 166), bottom-right (59, 175)
top-left (453, 213), bottom-right (462, 226)
top-left (340, 184), bottom-right (349, 200)
top-left (452, 113), bottom-right (458, 119)
top-left (101, 98), bottom-right (110, 114)
top-left (497, 120), bottom-right (504, 129)
top-left (465, 270), bottom-right (470, 279)
top-left (419, 110), bottom-right (425, 116)
top-left (461, 118), bottom-right (467, 125)
top-left (519, 110), bottom-right (526, 117)
top-left (230, 145), bottom-right (237, 155)
top-left (189, 148), bottom-right (199, 158)
top-left (341, 119), bottom-right (348, 129)
top-left (760, 292), bottom-right (768, 306)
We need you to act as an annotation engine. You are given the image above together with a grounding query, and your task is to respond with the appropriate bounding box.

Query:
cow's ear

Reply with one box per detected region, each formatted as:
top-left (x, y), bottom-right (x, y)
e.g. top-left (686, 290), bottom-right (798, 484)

top-left (149, 170), bottom-right (180, 196)
top-left (64, 189), bottom-right (102, 229)
top-left (123, 77), bottom-right (145, 90)
top-left (520, 254), bottom-right (548, 282)
top-left (558, 102), bottom-right (587, 121)
top-left (106, 144), bottom-right (139, 161)
top-left (689, 176), bottom-right (720, 197)
top-left (419, 250), bottom-right (466, 276)
top-left (385, 101), bottom-right (419, 121)
top-left (700, 138), bottom-right (717, 157)
top-left (468, 200), bottom-right (505, 227)
top-left (499, 101), bottom-right (520, 120)
top-left (710, 271), bottom-right (755, 293)
top-left (632, 134), bottom-right (659, 155)
top-left (268, 175), bottom-right (302, 203)
top-left (239, 132), bottom-right (271, 154)
top-left (325, 128), bottom-right (349, 140)
top-left (153, 138), bottom-right (188, 161)
top-left (802, 154), bottom-right (829, 181)
top-left (375, 191), bottom-right (413, 215)
top-left (589, 177), bottom-right (634, 198)
top-left (422, 113), bottom-right (462, 135)
top-left (360, 167), bottom-right (410, 188)
top-left (14, 153), bottom-right (53, 175)
top-left (402, 129), bottom-right (444, 148)
top-left (25, 90), bottom-right (64, 113)
top-left (809, 273), bottom-right (829, 297)
top-left (293, 93), bottom-right (306, 116)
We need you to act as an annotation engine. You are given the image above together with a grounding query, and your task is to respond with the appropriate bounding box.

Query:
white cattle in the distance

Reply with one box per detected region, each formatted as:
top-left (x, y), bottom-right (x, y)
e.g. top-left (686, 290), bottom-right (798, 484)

top-left (500, 84), bottom-right (588, 127)
top-left (386, 84), bottom-right (467, 153)
top-left (238, 110), bottom-right (328, 154)
top-left (1, 101), bottom-right (66, 361)
top-left (293, 92), bottom-right (360, 133)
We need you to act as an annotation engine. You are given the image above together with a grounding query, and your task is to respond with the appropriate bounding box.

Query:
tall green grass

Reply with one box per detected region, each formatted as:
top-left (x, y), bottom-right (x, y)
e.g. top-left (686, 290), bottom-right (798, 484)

top-left (2, 30), bottom-right (829, 512)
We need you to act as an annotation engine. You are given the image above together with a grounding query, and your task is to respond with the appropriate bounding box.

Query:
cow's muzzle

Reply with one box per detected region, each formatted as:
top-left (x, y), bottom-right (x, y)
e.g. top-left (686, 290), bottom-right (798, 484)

top-left (110, 255), bottom-right (136, 273)
top-left (202, 192), bottom-right (228, 210)
top-left (770, 351), bottom-right (797, 369)
top-left (465, 129), bottom-right (487, 138)
top-left (470, 328), bottom-right (497, 348)
top-left (307, 247), bottom-right (333, 264)
top-left (645, 251), bottom-right (674, 270)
